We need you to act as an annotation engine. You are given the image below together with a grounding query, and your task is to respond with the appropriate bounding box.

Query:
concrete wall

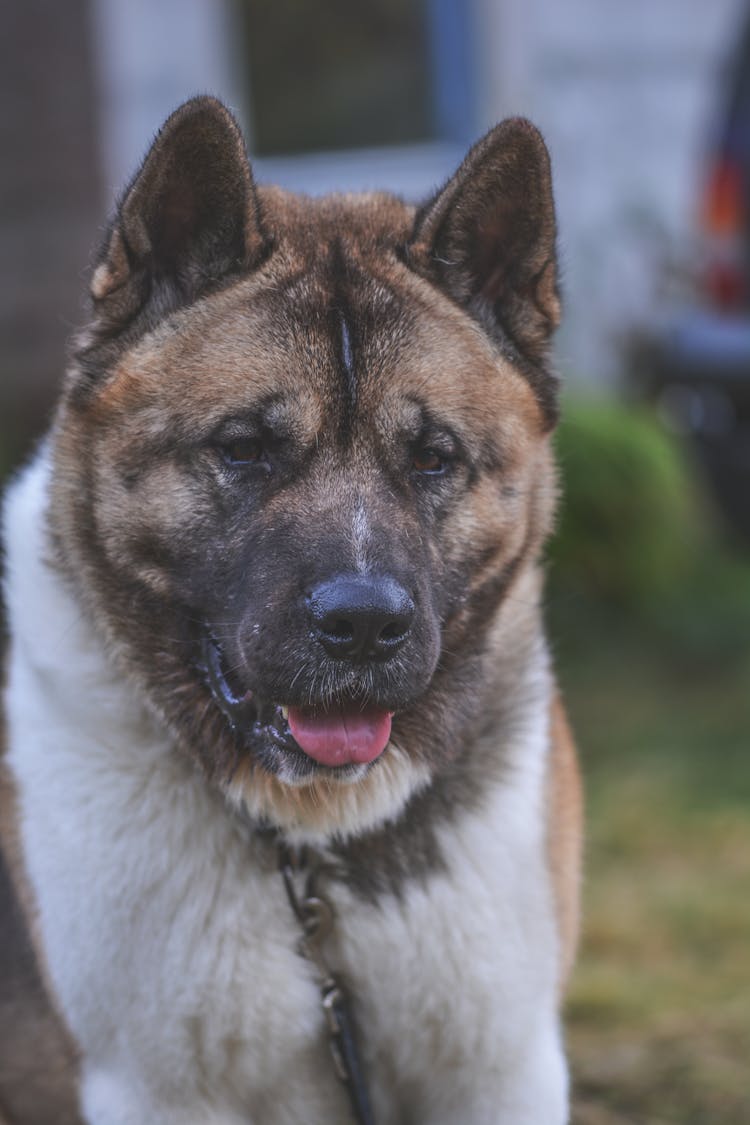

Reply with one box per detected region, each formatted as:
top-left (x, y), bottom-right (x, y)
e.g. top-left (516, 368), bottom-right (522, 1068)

top-left (475, 0), bottom-right (748, 380)
top-left (91, 0), bottom-right (246, 202)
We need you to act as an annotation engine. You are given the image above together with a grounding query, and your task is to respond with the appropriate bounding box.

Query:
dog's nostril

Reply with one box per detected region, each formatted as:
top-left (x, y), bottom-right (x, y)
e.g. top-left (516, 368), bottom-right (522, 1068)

top-left (323, 617), bottom-right (355, 642)
top-left (378, 621), bottom-right (406, 642)
top-left (308, 574), bottom-right (415, 662)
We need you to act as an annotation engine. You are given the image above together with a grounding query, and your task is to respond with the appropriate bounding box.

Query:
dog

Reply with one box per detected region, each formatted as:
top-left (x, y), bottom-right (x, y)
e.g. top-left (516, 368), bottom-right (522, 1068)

top-left (0, 96), bottom-right (582, 1124)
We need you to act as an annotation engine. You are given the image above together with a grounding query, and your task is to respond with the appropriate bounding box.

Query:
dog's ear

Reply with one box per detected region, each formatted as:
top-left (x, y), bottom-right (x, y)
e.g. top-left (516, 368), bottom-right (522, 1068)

top-left (90, 96), bottom-right (269, 323)
top-left (409, 119), bottom-right (559, 362)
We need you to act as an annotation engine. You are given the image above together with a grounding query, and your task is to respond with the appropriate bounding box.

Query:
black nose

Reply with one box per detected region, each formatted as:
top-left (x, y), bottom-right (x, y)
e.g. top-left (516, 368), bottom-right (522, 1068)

top-left (308, 574), bottom-right (415, 661)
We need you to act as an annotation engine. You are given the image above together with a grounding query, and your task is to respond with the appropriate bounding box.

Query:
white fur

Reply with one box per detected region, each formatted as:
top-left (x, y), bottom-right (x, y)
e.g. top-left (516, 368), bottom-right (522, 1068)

top-left (3, 449), bottom-right (568, 1123)
top-left (351, 497), bottom-right (371, 572)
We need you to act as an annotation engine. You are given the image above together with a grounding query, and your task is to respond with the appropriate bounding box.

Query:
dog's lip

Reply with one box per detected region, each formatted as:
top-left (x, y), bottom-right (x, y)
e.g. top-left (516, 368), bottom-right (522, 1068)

top-left (202, 632), bottom-right (300, 754)
top-left (200, 632), bottom-right (396, 767)
top-left (202, 632), bottom-right (256, 723)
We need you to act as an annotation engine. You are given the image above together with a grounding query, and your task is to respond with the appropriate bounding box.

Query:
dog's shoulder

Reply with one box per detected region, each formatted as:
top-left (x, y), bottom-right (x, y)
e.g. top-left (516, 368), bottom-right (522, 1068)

top-left (0, 451), bottom-right (84, 1122)
top-left (0, 754), bottom-right (83, 1124)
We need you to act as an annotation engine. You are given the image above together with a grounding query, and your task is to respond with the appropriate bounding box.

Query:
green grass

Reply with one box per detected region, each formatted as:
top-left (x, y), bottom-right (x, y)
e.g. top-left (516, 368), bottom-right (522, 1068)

top-left (551, 590), bottom-right (750, 1124)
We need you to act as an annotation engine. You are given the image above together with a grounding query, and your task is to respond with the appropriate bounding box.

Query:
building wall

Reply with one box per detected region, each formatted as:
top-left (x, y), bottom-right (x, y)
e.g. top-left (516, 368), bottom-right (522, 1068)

top-left (0, 0), bottom-right (102, 455)
top-left (91, 0), bottom-right (246, 202)
top-left (476, 0), bottom-right (748, 380)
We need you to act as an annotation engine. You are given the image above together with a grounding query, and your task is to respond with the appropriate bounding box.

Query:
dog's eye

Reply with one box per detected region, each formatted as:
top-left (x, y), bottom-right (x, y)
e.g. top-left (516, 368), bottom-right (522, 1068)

top-left (412, 448), bottom-right (447, 475)
top-left (219, 438), bottom-right (265, 466)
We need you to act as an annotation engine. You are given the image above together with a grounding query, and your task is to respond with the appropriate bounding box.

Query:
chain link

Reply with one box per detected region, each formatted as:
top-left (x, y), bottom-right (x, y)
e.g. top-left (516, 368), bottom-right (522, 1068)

top-left (278, 842), bottom-right (376, 1125)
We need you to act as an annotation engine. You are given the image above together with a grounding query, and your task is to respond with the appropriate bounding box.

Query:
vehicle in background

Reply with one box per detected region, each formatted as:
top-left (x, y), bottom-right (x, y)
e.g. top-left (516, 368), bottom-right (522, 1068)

top-left (627, 14), bottom-right (750, 540)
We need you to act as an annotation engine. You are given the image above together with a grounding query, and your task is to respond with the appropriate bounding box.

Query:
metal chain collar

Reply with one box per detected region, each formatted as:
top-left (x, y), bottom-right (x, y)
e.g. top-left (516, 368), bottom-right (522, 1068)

top-left (278, 843), bottom-right (376, 1125)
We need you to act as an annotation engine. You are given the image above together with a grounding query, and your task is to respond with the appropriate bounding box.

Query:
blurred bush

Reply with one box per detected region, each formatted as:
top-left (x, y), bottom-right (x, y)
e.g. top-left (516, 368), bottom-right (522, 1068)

top-left (549, 395), bottom-right (750, 657)
top-left (551, 398), bottom-right (708, 606)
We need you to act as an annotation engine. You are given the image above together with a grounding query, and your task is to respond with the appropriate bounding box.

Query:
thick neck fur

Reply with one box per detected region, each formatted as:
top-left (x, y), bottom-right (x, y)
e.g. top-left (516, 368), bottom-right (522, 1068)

top-left (5, 445), bottom-right (551, 880)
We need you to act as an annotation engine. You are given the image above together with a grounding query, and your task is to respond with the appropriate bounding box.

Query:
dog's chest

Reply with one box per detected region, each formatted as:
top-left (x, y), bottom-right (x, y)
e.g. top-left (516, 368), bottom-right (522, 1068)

top-left (9, 669), bottom-right (554, 1123)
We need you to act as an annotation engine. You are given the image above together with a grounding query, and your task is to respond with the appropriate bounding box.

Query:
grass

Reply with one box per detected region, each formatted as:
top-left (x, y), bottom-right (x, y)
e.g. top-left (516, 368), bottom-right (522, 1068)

top-left (550, 587), bottom-right (750, 1124)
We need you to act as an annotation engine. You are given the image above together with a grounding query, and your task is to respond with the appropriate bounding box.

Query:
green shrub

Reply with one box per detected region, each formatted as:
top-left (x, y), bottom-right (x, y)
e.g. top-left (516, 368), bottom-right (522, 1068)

top-left (550, 397), bottom-right (707, 608)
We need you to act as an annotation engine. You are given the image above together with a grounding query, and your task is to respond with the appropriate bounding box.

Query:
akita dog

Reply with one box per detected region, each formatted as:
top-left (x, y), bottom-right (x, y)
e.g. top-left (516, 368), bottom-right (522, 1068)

top-left (0, 97), bottom-right (581, 1124)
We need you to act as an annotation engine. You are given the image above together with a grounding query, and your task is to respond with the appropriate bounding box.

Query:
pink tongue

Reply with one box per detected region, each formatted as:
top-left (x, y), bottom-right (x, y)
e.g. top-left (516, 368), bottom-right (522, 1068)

top-left (287, 706), bottom-right (393, 767)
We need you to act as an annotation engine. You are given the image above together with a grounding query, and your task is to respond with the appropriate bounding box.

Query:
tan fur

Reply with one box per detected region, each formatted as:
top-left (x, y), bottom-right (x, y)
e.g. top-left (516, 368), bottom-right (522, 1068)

top-left (227, 741), bottom-right (430, 841)
top-left (546, 696), bottom-right (584, 987)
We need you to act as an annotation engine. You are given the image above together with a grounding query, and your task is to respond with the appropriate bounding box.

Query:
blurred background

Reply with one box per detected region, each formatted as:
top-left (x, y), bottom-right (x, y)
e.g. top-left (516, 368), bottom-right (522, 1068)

top-left (2, 1), bottom-right (749, 1120)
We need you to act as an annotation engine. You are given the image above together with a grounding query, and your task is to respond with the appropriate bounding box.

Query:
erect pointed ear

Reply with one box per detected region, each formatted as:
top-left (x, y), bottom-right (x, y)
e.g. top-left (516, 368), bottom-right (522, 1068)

top-left (90, 96), bottom-right (269, 322)
top-left (408, 118), bottom-right (560, 363)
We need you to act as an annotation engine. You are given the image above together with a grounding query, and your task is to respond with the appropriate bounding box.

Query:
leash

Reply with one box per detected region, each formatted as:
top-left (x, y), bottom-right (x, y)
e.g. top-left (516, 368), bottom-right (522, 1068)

top-left (278, 843), bottom-right (376, 1125)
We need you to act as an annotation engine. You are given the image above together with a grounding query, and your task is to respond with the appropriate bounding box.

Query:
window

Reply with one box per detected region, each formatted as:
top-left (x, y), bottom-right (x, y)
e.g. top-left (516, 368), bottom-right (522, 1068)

top-left (237, 0), bottom-right (473, 155)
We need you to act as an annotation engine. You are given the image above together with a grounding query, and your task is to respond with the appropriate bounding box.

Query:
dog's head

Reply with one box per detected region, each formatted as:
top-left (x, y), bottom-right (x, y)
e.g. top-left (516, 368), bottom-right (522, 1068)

top-left (51, 97), bottom-right (560, 838)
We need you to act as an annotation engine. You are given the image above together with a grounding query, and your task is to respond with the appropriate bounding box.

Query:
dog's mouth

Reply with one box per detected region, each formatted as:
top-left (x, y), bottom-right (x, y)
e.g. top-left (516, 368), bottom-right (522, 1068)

top-left (201, 633), bottom-right (393, 770)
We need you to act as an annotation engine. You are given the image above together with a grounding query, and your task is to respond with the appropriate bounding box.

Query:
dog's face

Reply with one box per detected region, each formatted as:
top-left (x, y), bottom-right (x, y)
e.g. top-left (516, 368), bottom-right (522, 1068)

top-left (50, 98), bottom-right (560, 838)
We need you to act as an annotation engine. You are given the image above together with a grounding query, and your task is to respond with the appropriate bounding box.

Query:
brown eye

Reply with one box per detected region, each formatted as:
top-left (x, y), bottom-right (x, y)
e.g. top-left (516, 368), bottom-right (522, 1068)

top-left (412, 448), bottom-right (446, 475)
top-left (220, 438), bottom-right (264, 466)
